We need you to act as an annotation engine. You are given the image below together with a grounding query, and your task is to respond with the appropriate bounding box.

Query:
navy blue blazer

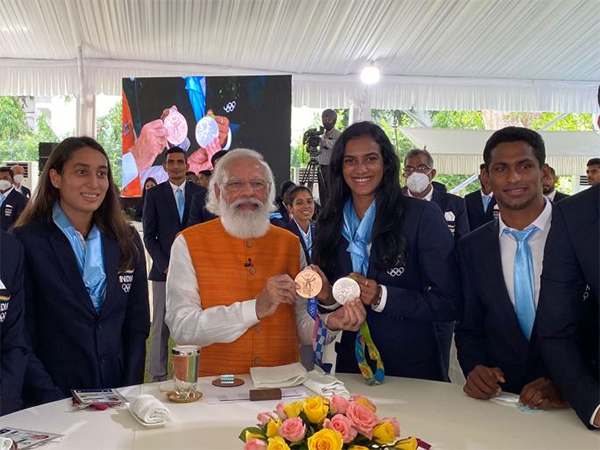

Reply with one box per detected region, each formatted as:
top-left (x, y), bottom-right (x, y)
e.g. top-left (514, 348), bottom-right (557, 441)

top-left (0, 189), bottom-right (27, 232)
top-left (143, 181), bottom-right (203, 281)
top-left (13, 221), bottom-right (150, 405)
top-left (464, 190), bottom-right (496, 232)
top-left (0, 231), bottom-right (28, 415)
top-left (187, 187), bottom-right (216, 227)
top-left (327, 197), bottom-right (462, 381)
top-left (431, 189), bottom-right (470, 244)
top-left (536, 185), bottom-right (599, 427)
top-left (17, 186), bottom-right (31, 199)
top-left (285, 221), bottom-right (314, 263)
top-left (455, 220), bottom-right (547, 394)
top-left (551, 191), bottom-right (569, 203)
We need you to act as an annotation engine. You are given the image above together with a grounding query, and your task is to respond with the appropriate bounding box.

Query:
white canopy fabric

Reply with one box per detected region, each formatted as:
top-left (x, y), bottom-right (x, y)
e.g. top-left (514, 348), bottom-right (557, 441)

top-left (399, 127), bottom-right (600, 175)
top-left (1, 0), bottom-right (599, 112)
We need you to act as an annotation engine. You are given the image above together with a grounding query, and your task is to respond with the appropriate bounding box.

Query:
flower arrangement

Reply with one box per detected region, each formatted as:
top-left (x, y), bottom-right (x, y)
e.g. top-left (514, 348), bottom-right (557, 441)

top-left (239, 394), bottom-right (430, 450)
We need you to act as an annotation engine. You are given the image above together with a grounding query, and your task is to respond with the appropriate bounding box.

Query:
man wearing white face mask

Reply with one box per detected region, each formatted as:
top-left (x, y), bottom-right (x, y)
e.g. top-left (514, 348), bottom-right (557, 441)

top-left (11, 165), bottom-right (31, 199)
top-left (402, 149), bottom-right (470, 244)
top-left (0, 167), bottom-right (28, 232)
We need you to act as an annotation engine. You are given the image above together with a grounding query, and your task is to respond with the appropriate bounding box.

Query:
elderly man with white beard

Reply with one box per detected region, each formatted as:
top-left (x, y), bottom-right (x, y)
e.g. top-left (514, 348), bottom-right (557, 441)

top-left (165, 148), bottom-right (334, 376)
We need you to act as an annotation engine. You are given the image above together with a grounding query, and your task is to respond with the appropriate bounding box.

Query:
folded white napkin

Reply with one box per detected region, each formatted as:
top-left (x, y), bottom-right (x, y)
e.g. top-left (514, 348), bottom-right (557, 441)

top-left (129, 395), bottom-right (171, 424)
top-left (0, 438), bottom-right (13, 450)
top-left (250, 362), bottom-right (308, 388)
top-left (303, 367), bottom-right (350, 398)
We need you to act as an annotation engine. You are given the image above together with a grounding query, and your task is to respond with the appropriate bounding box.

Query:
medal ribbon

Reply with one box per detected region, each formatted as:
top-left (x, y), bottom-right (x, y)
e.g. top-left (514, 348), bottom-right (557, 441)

top-left (342, 199), bottom-right (385, 384)
top-left (307, 297), bottom-right (331, 373)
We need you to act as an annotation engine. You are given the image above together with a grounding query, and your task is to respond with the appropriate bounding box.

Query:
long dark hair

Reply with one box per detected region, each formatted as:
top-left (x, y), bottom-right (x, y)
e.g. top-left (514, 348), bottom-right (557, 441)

top-left (314, 121), bottom-right (407, 279)
top-left (15, 136), bottom-right (138, 271)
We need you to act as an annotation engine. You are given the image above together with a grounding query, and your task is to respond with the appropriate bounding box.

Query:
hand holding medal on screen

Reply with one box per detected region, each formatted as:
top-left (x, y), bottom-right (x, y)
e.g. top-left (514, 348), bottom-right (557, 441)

top-left (188, 109), bottom-right (230, 173)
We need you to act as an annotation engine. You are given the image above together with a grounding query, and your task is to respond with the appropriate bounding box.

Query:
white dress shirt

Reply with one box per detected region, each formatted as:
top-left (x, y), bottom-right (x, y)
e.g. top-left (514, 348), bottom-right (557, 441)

top-left (165, 233), bottom-right (337, 348)
top-left (498, 200), bottom-right (552, 309)
top-left (168, 180), bottom-right (186, 200)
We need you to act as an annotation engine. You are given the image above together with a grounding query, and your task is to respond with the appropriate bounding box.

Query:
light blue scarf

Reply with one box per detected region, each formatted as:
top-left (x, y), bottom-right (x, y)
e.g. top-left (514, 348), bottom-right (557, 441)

top-left (341, 198), bottom-right (377, 276)
top-left (53, 203), bottom-right (106, 313)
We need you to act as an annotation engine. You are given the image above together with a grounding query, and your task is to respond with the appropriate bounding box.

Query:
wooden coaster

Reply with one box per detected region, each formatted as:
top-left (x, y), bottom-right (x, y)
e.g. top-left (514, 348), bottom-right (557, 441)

top-left (212, 377), bottom-right (245, 388)
top-left (166, 390), bottom-right (203, 403)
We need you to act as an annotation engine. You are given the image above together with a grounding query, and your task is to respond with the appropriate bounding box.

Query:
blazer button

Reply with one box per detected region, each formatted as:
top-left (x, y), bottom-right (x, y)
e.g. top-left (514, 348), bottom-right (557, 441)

top-left (254, 325), bottom-right (261, 333)
top-left (254, 357), bottom-right (261, 365)
top-left (100, 356), bottom-right (106, 364)
top-left (97, 322), bottom-right (103, 330)
top-left (249, 267), bottom-right (256, 275)
top-left (246, 240), bottom-right (253, 248)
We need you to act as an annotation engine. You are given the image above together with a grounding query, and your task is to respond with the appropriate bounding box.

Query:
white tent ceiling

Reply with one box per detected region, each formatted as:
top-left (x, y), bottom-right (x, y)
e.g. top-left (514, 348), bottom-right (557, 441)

top-left (1, 0), bottom-right (599, 112)
top-left (399, 127), bottom-right (600, 174)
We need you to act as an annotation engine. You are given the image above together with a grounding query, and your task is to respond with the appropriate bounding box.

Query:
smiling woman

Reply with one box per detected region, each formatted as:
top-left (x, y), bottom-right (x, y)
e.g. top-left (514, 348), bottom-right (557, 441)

top-left (12, 136), bottom-right (150, 407)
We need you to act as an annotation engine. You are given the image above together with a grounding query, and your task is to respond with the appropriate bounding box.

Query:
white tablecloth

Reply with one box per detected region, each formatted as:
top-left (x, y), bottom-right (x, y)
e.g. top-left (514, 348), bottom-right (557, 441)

top-left (1, 374), bottom-right (597, 449)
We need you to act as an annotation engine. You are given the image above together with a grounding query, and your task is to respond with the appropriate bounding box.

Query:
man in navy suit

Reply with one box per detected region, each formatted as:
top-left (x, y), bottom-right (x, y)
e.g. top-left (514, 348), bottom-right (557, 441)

top-left (11, 165), bottom-right (31, 199)
top-left (402, 150), bottom-right (469, 243)
top-left (143, 147), bottom-right (203, 381)
top-left (537, 99), bottom-right (600, 428)
top-left (187, 188), bottom-right (217, 227)
top-left (0, 231), bottom-right (28, 415)
top-left (542, 166), bottom-right (569, 203)
top-left (455, 127), bottom-right (566, 409)
top-left (464, 163), bottom-right (497, 231)
top-left (0, 167), bottom-right (27, 232)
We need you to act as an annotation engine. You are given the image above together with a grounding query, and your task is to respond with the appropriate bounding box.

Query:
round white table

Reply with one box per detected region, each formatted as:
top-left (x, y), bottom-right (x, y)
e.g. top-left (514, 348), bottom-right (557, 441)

top-left (2, 374), bottom-right (598, 449)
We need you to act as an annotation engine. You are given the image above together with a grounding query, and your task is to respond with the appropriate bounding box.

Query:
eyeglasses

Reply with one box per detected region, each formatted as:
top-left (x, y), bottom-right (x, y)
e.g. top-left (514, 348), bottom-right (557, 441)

top-left (403, 165), bottom-right (431, 175)
top-left (223, 180), bottom-right (269, 193)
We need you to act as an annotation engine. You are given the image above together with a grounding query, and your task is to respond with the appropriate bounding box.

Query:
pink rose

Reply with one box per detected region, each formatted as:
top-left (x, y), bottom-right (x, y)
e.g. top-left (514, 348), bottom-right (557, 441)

top-left (244, 438), bottom-right (268, 450)
top-left (257, 412), bottom-right (276, 425)
top-left (350, 394), bottom-right (377, 412)
top-left (275, 402), bottom-right (287, 420)
top-left (346, 402), bottom-right (379, 439)
top-left (323, 414), bottom-right (358, 443)
top-left (278, 417), bottom-right (306, 443)
top-left (379, 417), bottom-right (400, 437)
top-left (329, 395), bottom-right (350, 415)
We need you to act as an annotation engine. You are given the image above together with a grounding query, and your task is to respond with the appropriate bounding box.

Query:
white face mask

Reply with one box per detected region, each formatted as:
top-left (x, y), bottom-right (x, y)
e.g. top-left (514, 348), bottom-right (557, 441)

top-left (13, 174), bottom-right (24, 184)
top-left (0, 180), bottom-right (13, 191)
top-left (406, 172), bottom-right (431, 194)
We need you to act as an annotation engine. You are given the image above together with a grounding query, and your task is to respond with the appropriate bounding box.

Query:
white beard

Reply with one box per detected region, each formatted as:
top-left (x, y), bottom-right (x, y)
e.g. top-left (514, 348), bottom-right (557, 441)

top-left (219, 197), bottom-right (270, 239)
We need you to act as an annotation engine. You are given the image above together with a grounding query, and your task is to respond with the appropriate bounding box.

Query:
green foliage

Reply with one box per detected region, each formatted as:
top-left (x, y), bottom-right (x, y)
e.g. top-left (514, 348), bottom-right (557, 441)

top-left (431, 110), bottom-right (485, 130)
top-left (505, 112), bottom-right (593, 131)
top-left (435, 174), bottom-right (481, 196)
top-left (96, 100), bottom-right (123, 189)
top-left (0, 96), bottom-right (59, 164)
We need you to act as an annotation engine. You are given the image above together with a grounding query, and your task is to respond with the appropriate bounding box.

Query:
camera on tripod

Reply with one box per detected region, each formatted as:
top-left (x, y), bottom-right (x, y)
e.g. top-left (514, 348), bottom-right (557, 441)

top-left (302, 126), bottom-right (325, 158)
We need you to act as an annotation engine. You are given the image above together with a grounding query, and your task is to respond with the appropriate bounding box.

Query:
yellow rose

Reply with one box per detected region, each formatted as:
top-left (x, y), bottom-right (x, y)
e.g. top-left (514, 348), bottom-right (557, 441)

top-left (283, 401), bottom-right (303, 418)
top-left (307, 429), bottom-right (343, 450)
top-left (394, 437), bottom-right (418, 450)
top-left (266, 418), bottom-right (282, 438)
top-left (246, 430), bottom-right (266, 441)
top-left (373, 422), bottom-right (395, 445)
top-left (303, 396), bottom-right (329, 424)
top-left (267, 436), bottom-right (291, 450)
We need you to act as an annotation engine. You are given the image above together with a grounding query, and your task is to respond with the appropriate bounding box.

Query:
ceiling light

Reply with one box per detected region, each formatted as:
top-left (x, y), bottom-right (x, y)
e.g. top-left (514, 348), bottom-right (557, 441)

top-left (360, 64), bottom-right (380, 85)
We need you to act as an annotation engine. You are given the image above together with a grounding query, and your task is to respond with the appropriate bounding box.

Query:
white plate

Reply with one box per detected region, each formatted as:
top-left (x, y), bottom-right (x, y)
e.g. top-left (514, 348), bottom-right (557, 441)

top-left (127, 405), bottom-right (170, 428)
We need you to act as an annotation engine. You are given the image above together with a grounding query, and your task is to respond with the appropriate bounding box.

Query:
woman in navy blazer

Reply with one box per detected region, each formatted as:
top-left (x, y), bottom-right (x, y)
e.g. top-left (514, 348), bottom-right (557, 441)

top-left (313, 122), bottom-right (462, 382)
top-left (284, 185), bottom-right (316, 263)
top-left (13, 137), bottom-right (150, 406)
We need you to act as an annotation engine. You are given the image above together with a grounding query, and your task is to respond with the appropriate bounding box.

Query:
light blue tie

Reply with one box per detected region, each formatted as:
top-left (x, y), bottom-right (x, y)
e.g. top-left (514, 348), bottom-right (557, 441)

top-left (0, 193), bottom-right (5, 208)
top-left (482, 195), bottom-right (491, 213)
top-left (176, 187), bottom-right (184, 223)
top-left (505, 226), bottom-right (538, 340)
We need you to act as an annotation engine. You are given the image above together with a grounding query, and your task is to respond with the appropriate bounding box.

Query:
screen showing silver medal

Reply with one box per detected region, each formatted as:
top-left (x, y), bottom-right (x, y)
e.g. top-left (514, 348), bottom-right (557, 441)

top-left (332, 277), bottom-right (361, 305)
top-left (163, 108), bottom-right (188, 146)
top-left (195, 116), bottom-right (219, 148)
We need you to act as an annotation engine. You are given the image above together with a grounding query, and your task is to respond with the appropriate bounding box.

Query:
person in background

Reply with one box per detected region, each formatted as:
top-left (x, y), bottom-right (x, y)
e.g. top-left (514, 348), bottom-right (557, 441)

top-left (313, 121), bottom-right (462, 382)
top-left (143, 147), bottom-right (204, 382)
top-left (197, 170), bottom-right (212, 188)
top-left (455, 127), bottom-right (566, 410)
top-left (13, 136), bottom-right (149, 405)
top-left (134, 177), bottom-right (157, 222)
top-left (317, 109), bottom-right (343, 205)
top-left (270, 180), bottom-right (296, 228)
top-left (465, 163), bottom-right (497, 231)
top-left (11, 165), bottom-right (31, 199)
top-left (186, 171), bottom-right (198, 184)
top-left (0, 230), bottom-right (28, 415)
top-left (535, 89), bottom-right (600, 429)
top-left (0, 167), bottom-right (28, 232)
top-left (542, 166), bottom-right (569, 203)
top-left (586, 158), bottom-right (600, 187)
top-left (285, 186), bottom-right (315, 263)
